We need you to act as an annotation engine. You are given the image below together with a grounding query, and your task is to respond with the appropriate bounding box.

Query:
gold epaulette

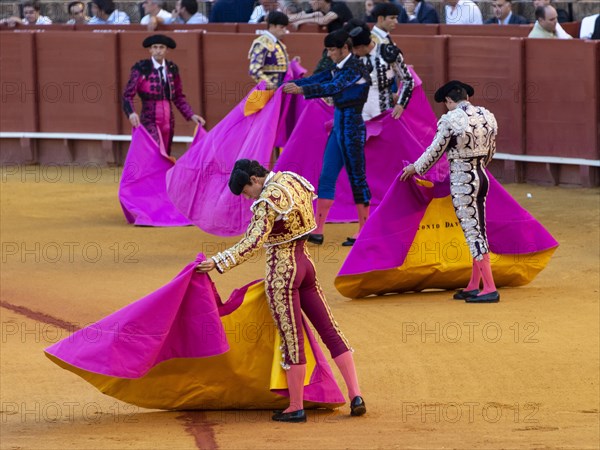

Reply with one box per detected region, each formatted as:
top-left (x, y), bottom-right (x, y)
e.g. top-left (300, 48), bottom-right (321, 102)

top-left (254, 175), bottom-right (293, 216)
top-left (248, 35), bottom-right (277, 58)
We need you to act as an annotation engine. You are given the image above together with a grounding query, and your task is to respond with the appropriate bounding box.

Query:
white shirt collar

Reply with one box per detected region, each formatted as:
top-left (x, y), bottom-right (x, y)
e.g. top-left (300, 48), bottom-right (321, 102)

top-left (502, 12), bottom-right (512, 25)
top-left (336, 53), bottom-right (353, 70)
top-left (263, 30), bottom-right (278, 43)
top-left (152, 57), bottom-right (165, 70)
top-left (372, 26), bottom-right (388, 40)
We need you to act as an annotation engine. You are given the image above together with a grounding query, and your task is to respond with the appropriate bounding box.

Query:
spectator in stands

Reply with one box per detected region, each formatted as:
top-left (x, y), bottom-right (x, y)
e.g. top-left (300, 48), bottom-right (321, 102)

top-left (288, 0), bottom-right (353, 32)
top-left (403, 0), bottom-right (440, 24)
top-left (249, 0), bottom-right (282, 24)
top-left (1, 1), bottom-right (52, 26)
top-left (123, 34), bottom-right (204, 155)
top-left (364, 0), bottom-right (375, 22)
top-left (281, 0), bottom-right (303, 15)
top-left (485, 0), bottom-right (527, 25)
top-left (593, 15), bottom-right (600, 40)
top-left (531, 1), bottom-right (572, 38)
top-left (528, 5), bottom-right (572, 39)
top-left (248, 12), bottom-right (291, 88)
top-left (579, 12), bottom-right (599, 39)
top-left (141, 0), bottom-right (172, 26)
top-left (88, 0), bottom-right (130, 24)
top-left (444, 0), bottom-right (483, 25)
top-left (66, 1), bottom-right (90, 24)
top-left (209, 0), bottom-right (254, 23)
top-left (166, 0), bottom-right (208, 25)
top-left (366, 0), bottom-right (409, 24)
top-left (532, 0), bottom-right (571, 23)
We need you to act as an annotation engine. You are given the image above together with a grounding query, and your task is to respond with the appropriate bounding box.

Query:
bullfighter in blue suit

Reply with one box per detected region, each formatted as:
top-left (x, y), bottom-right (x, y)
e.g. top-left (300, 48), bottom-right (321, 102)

top-left (283, 29), bottom-right (371, 247)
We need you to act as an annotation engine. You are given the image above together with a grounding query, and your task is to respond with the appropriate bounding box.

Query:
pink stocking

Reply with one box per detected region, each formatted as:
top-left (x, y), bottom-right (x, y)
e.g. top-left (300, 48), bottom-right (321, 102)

top-left (283, 364), bottom-right (306, 413)
top-left (465, 258), bottom-right (481, 291)
top-left (313, 199), bottom-right (334, 234)
top-left (333, 351), bottom-right (361, 400)
top-left (476, 253), bottom-right (497, 295)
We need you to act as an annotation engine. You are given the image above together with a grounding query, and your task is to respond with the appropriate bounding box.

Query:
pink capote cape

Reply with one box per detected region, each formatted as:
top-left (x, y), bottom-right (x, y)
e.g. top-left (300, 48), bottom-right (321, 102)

top-left (45, 254), bottom-right (345, 410)
top-left (274, 69), bottom-right (449, 222)
top-left (166, 61), bottom-right (308, 236)
top-left (119, 125), bottom-right (206, 227)
top-left (167, 67), bottom-right (444, 235)
top-left (334, 171), bottom-right (560, 297)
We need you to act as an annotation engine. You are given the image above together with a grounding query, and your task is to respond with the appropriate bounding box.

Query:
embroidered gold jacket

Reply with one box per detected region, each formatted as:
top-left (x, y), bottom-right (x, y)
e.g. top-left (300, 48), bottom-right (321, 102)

top-left (414, 101), bottom-right (498, 175)
top-left (248, 34), bottom-right (289, 88)
top-left (211, 171), bottom-right (317, 273)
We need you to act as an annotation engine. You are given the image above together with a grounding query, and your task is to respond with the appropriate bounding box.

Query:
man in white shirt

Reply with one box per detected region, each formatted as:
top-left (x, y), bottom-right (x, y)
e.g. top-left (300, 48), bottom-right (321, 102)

top-left (528, 5), bottom-right (572, 39)
top-left (66, 1), bottom-right (90, 24)
top-left (444, 0), bottom-right (483, 25)
top-left (249, 0), bottom-right (282, 24)
top-left (1, 1), bottom-right (52, 26)
top-left (88, 0), bottom-right (130, 24)
top-left (166, 0), bottom-right (208, 24)
top-left (140, 0), bottom-right (172, 25)
top-left (531, 0), bottom-right (572, 38)
top-left (580, 13), bottom-right (600, 40)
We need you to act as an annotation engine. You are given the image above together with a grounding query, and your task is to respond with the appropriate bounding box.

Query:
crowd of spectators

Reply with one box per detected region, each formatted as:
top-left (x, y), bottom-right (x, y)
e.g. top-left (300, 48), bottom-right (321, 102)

top-left (0, 0), bottom-right (598, 39)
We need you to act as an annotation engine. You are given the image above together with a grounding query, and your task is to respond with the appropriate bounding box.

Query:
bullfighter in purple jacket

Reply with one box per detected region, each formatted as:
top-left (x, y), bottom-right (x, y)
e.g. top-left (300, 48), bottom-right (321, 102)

top-left (122, 34), bottom-right (204, 155)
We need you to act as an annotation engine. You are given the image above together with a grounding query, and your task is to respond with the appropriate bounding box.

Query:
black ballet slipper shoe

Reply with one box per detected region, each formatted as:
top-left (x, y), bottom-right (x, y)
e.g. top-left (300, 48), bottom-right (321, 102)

top-left (341, 237), bottom-right (357, 247)
top-left (465, 291), bottom-right (500, 303)
top-left (350, 396), bottom-right (366, 416)
top-left (453, 289), bottom-right (479, 300)
top-left (307, 234), bottom-right (324, 245)
top-left (272, 409), bottom-right (307, 423)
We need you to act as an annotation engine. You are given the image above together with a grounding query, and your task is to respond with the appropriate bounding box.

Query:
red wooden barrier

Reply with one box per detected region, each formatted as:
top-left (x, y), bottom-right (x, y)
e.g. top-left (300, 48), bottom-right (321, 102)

top-left (236, 23), bottom-right (264, 34)
top-left (201, 33), bottom-right (258, 128)
top-left (0, 32), bottom-right (38, 163)
top-left (0, 32), bottom-right (37, 132)
top-left (296, 23), bottom-right (326, 33)
top-left (396, 35), bottom-right (448, 117)
top-left (35, 31), bottom-right (120, 134)
top-left (161, 23), bottom-right (238, 33)
top-left (0, 31), bottom-right (597, 185)
top-left (392, 24), bottom-right (439, 36)
top-left (284, 33), bottom-right (329, 75)
top-left (447, 36), bottom-right (525, 156)
top-left (78, 24), bottom-right (147, 31)
top-left (524, 39), bottom-right (599, 185)
top-left (440, 24), bottom-right (532, 37)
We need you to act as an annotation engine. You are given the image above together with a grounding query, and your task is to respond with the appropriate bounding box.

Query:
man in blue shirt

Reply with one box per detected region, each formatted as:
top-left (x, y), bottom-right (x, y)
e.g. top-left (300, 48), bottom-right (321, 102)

top-left (209, 0), bottom-right (254, 23)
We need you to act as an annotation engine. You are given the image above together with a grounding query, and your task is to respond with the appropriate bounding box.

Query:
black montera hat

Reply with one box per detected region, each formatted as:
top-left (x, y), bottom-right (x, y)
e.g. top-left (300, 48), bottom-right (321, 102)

top-left (142, 34), bottom-right (177, 49)
top-left (434, 80), bottom-right (475, 103)
top-left (345, 19), bottom-right (371, 47)
top-left (324, 29), bottom-right (350, 49)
